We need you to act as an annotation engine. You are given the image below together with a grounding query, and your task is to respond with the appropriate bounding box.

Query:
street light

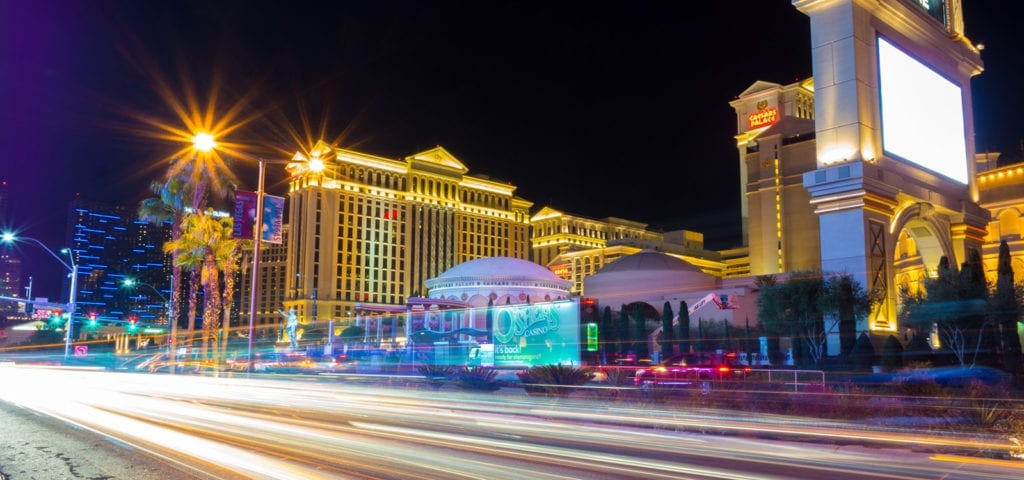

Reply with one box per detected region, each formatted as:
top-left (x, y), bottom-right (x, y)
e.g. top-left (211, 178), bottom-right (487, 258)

top-left (122, 278), bottom-right (170, 323)
top-left (1, 232), bottom-right (79, 359)
top-left (244, 150), bottom-right (323, 371)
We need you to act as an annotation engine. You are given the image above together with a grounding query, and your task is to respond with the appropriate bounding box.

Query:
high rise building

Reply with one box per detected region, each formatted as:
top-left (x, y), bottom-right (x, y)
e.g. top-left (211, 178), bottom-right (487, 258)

top-left (0, 179), bottom-right (23, 320)
top-left (724, 0), bottom-right (1022, 343)
top-left (238, 225), bottom-right (289, 340)
top-left (530, 206), bottom-right (726, 295)
top-left (65, 200), bottom-right (172, 327)
top-left (251, 142), bottom-right (532, 336)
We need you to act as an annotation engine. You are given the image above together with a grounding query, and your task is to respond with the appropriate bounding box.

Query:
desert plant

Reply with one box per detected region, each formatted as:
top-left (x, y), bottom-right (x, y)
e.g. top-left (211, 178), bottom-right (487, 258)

top-left (418, 364), bottom-right (455, 390)
top-left (517, 364), bottom-right (596, 397)
top-left (455, 366), bottom-right (502, 391)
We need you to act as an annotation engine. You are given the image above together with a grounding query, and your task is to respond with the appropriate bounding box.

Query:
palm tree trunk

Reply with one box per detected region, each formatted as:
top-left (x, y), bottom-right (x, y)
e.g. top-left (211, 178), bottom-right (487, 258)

top-left (187, 269), bottom-right (199, 358)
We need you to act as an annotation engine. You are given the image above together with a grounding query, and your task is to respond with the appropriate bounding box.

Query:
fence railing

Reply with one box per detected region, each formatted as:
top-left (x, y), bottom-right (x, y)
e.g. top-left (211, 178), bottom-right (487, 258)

top-left (748, 368), bottom-right (826, 392)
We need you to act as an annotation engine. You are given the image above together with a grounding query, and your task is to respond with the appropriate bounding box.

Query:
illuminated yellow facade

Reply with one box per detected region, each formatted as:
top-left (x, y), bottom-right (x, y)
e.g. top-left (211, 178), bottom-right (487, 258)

top-left (238, 225), bottom-right (290, 340)
top-left (730, 79), bottom-right (819, 276)
top-left (530, 206), bottom-right (726, 295)
top-left (280, 142), bottom-right (531, 333)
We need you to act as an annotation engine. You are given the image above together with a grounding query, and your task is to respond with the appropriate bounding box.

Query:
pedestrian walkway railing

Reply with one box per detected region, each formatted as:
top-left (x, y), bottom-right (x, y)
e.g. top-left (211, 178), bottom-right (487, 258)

top-left (748, 368), bottom-right (826, 392)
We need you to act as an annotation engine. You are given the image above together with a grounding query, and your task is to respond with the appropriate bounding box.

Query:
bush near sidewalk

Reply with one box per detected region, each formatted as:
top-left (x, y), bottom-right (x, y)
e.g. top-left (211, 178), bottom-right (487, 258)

top-left (517, 364), bottom-right (596, 397)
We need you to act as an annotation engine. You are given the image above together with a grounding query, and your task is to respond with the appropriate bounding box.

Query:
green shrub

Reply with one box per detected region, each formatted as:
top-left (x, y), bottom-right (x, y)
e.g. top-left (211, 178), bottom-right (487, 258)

top-left (902, 334), bottom-right (933, 367)
top-left (852, 332), bottom-right (876, 371)
top-left (880, 335), bottom-right (904, 372)
top-left (455, 366), bottom-right (502, 391)
top-left (418, 364), bottom-right (455, 377)
top-left (517, 364), bottom-right (596, 397)
top-left (418, 364), bottom-right (455, 390)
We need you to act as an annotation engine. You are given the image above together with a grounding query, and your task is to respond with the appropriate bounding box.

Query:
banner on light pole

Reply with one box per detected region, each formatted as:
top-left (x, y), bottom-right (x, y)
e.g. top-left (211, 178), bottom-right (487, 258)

top-left (233, 190), bottom-right (285, 244)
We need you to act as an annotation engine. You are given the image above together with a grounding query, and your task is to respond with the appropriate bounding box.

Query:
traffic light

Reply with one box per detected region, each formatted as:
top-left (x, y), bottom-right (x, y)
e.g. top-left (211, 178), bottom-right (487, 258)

top-left (87, 313), bottom-right (98, 328)
top-left (126, 316), bottom-right (138, 333)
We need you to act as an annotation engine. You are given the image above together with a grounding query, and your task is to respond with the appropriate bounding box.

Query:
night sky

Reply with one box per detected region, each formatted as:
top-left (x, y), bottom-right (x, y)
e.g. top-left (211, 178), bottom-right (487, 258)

top-left (2, 0), bottom-right (1022, 300)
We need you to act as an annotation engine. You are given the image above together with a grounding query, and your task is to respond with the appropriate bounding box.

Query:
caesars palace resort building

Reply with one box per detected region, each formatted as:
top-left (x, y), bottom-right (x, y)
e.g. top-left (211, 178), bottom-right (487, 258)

top-left (241, 0), bottom-right (1023, 354)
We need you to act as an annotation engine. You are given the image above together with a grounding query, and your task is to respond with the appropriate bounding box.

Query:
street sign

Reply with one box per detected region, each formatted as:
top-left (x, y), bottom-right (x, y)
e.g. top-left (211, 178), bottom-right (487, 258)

top-left (73, 345), bottom-right (88, 356)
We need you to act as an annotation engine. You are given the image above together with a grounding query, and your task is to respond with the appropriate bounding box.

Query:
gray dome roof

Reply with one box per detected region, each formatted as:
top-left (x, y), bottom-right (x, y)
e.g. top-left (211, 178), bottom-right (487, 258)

top-left (599, 249), bottom-right (702, 273)
top-left (432, 257), bottom-right (561, 281)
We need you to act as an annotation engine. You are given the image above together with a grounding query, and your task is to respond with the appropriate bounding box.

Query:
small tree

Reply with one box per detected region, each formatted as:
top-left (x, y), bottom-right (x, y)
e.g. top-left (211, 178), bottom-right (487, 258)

top-left (601, 306), bottom-right (615, 363)
top-left (900, 254), bottom-right (989, 367)
top-left (696, 318), bottom-right (705, 353)
top-left (677, 301), bottom-right (690, 354)
top-left (880, 335), bottom-right (904, 371)
top-left (659, 301), bottom-right (674, 358)
top-left (903, 333), bottom-right (933, 367)
top-left (617, 304), bottom-right (630, 357)
top-left (991, 240), bottom-right (1023, 375)
top-left (633, 304), bottom-right (648, 359)
top-left (755, 275), bottom-right (783, 365)
top-left (820, 273), bottom-right (874, 365)
top-left (852, 332), bottom-right (877, 371)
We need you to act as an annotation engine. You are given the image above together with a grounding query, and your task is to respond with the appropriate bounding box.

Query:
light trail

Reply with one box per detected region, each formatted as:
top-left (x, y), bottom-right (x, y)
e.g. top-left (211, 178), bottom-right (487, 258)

top-left (1, 364), bottom-right (1021, 479)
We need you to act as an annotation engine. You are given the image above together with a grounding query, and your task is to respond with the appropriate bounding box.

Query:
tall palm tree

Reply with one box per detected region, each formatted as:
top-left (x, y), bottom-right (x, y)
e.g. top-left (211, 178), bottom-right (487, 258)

top-left (219, 237), bottom-right (247, 361)
top-left (138, 175), bottom-right (189, 356)
top-left (163, 211), bottom-right (211, 358)
top-left (178, 211), bottom-right (235, 361)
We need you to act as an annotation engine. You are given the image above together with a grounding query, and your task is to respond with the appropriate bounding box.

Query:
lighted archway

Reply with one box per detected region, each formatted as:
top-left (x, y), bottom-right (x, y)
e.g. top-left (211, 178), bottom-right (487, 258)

top-left (890, 202), bottom-right (954, 278)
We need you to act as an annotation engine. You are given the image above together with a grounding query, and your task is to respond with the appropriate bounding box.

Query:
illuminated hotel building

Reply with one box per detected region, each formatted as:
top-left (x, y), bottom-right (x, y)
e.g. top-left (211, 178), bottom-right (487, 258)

top-left (731, 78), bottom-right (819, 276)
top-left (975, 154), bottom-right (1024, 284)
top-left (724, 0), bottom-right (1022, 344)
top-left (530, 206), bottom-right (726, 295)
top-left (0, 179), bottom-right (22, 319)
top-left (277, 142), bottom-right (531, 336)
top-left (65, 200), bottom-right (172, 326)
top-left (238, 225), bottom-right (289, 340)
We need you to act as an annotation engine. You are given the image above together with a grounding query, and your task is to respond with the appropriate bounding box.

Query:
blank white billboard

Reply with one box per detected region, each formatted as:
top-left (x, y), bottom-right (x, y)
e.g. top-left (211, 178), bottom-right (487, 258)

top-left (877, 36), bottom-right (967, 184)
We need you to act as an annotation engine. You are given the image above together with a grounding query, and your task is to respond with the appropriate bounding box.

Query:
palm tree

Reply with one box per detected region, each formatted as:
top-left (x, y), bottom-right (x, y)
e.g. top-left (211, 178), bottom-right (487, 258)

top-left (163, 211), bottom-right (214, 358)
top-left (138, 175), bottom-right (188, 355)
top-left (178, 211), bottom-right (236, 361)
top-left (219, 237), bottom-right (247, 361)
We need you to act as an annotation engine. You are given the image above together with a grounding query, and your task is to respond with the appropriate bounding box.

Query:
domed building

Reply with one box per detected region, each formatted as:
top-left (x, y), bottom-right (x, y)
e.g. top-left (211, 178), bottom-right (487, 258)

top-left (425, 256), bottom-right (572, 307)
top-left (584, 249), bottom-right (755, 328)
top-left (584, 250), bottom-right (717, 306)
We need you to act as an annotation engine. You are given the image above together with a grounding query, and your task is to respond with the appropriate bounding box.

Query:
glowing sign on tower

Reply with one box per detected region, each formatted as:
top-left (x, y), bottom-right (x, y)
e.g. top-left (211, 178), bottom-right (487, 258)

top-left (747, 100), bottom-right (779, 129)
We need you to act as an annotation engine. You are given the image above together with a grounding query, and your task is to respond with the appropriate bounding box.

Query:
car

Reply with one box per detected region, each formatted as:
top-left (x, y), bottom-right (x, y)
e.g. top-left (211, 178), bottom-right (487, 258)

top-left (229, 351), bottom-right (315, 373)
top-left (634, 352), bottom-right (751, 389)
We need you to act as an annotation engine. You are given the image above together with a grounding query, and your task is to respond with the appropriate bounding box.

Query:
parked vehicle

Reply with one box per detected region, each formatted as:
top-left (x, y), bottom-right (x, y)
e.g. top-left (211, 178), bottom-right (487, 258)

top-left (634, 352), bottom-right (750, 389)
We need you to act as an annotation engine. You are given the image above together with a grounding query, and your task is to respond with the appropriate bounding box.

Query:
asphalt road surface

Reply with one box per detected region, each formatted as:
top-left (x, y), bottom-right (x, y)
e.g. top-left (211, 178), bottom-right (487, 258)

top-left (2, 364), bottom-right (1023, 479)
top-left (0, 399), bottom-right (224, 480)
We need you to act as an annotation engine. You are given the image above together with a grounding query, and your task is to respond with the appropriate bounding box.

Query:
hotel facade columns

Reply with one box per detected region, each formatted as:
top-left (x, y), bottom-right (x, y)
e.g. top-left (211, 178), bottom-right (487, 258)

top-left (804, 161), bottom-right (899, 334)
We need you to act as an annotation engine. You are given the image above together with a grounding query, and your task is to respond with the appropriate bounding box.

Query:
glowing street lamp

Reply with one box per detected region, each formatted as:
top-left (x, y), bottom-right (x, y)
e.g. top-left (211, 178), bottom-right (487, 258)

top-left (245, 156), bottom-right (291, 372)
top-left (1, 232), bottom-right (79, 359)
top-left (122, 277), bottom-right (170, 323)
top-left (244, 149), bottom-right (325, 372)
top-left (192, 132), bottom-right (216, 153)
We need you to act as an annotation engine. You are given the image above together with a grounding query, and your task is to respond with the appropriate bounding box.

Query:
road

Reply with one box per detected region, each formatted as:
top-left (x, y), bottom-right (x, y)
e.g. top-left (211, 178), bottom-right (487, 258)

top-left (1, 364), bottom-right (1022, 479)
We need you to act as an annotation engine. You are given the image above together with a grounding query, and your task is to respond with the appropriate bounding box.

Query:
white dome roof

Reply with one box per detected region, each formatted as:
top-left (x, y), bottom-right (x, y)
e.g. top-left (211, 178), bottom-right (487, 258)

top-left (425, 257), bottom-right (572, 307)
top-left (598, 249), bottom-right (703, 273)
top-left (585, 250), bottom-right (717, 304)
top-left (432, 257), bottom-right (562, 282)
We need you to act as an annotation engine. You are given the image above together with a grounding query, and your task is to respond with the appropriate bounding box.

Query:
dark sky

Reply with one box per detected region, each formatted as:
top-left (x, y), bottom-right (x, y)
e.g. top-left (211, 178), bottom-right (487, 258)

top-left (1, 0), bottom-right (1021, 300)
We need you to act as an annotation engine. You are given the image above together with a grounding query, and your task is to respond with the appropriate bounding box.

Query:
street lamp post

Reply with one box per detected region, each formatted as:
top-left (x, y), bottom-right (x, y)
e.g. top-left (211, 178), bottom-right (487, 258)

top-left (244, 154), bottom-right (321, 372)
top-left (1, 233), bottom-right (78, 359)
top-left (122, 278), bottom-right (170, 324)
top-left (246, 158), bottom-right (268, 372)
